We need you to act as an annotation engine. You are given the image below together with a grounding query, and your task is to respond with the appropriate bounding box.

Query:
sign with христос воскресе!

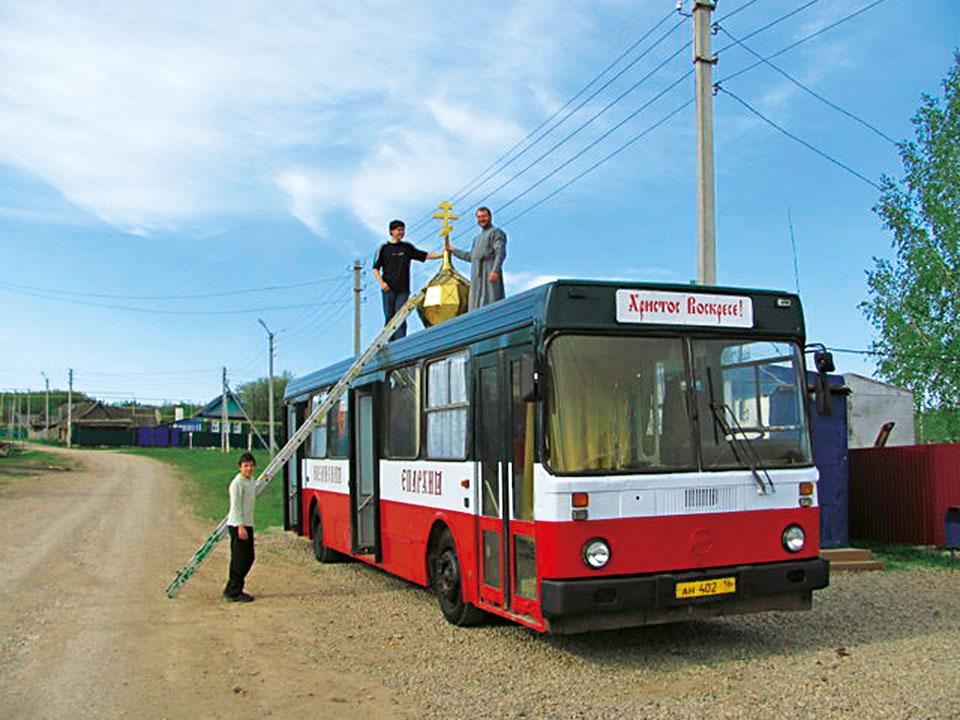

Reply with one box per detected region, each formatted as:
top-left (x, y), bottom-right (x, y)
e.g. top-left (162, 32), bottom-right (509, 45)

top-left (615, 289), bottom-right (754, 328)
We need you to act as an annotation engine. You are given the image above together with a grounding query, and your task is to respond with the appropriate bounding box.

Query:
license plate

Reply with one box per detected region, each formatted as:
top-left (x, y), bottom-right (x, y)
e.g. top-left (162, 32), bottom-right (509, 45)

top-left (675, 576), bottom-right (736, 599)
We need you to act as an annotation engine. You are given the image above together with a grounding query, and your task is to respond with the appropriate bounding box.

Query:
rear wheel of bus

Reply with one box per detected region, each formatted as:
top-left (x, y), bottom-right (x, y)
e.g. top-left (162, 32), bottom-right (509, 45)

top-left (310, 506), bottom-right (340, 564)
top-left (430, 528), bottom-right (485, 626)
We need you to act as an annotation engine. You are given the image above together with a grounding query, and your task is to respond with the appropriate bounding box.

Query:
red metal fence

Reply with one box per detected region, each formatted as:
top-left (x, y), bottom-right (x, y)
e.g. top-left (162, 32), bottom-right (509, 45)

top-left (849, 443), bottom-right (960, 547)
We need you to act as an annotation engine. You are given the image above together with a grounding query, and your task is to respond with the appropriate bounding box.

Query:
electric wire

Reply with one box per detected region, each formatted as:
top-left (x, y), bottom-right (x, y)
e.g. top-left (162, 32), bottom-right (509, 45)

top-left (0, 275), bottom-right (346, 301)
top-left (0, 284), bottom-right (351, 316)
top-left (716, 0), bottom-right (889, 85)
top-left (496, 74), bottom-right (692, 220)
top-left (717, 86), bottom-right (882, 190)
top-left (500, 98), bottom-right (695, 228)
top-left (716, 0), bottom-right (763, 22)
top-left (432, 0), bottom-right (832, 244)
top-left (464, 40), bottom-right (693, 220)
top-left (716, 25), bottom-right (898, 145)
top-left (403, 8), bottom-right (681, 234)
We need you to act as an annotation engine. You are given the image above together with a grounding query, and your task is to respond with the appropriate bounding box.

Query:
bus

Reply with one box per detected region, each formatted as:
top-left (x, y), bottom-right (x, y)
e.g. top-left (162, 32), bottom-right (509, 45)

top-left (282, 280), bottom-right (830, 634)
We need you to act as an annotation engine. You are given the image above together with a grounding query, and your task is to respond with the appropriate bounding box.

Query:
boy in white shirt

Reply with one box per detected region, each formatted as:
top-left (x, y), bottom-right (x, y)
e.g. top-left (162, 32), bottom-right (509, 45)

top-left (223, 452), bottom-right (257, 603)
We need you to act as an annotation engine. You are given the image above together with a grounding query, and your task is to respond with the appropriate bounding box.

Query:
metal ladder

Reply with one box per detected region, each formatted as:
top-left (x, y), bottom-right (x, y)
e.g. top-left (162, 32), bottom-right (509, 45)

top-left (164, 290), bottom-right (426, 598)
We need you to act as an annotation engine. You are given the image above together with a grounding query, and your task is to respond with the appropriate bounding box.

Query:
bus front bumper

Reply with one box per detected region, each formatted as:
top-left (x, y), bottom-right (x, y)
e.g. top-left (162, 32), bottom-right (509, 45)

top-left (540, 558), bottom-right (829, 635)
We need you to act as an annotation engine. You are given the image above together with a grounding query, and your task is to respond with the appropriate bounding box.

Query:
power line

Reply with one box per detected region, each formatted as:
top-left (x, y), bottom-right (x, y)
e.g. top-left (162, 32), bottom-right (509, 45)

top-left (404, 8), bottom-right (681, 235)
top-left (827, 347), bottom-right (960, 366)
top-left (501, 98), bottom-right (695, 228)
top-left (716, 26), bottom-right (898, 145)
top-left (493, 72), bottom-right (693, 221)
top-left (429, 0), bottom-right (834, 245)
top-left (0, 284), bottom-right (352, 315)
top-left (0, 274), bottom-right (347, 301)
top-left (716, 0), bottom-right (889, 85)
top-left (717, 0), bottom-right (763, 22)
top-left (717, 86), bottom-right (881, 190)
top-left (463, 41), bottom-right (693, 222)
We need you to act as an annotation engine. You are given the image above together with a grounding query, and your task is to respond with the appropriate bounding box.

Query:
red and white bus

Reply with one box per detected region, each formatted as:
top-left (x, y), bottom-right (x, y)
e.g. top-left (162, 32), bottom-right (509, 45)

top-left (283, 281), bottom-right (829, 633)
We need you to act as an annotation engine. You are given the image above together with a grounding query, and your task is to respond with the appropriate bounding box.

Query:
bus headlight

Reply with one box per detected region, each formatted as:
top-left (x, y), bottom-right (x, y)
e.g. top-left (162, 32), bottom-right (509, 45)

top-left (782, 525), bottom-right (805, 553)
top-left (582, 538), bottom-right (611, 569)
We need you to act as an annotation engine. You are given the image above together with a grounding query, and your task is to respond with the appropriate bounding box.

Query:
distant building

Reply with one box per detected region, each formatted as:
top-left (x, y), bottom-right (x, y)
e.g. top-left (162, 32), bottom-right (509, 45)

top-left (842, 373), bottom-right (915, 448)
top-left (173, 391), bottom-right (249, 434)
top-left (51, 401), bottom-right (161, 443)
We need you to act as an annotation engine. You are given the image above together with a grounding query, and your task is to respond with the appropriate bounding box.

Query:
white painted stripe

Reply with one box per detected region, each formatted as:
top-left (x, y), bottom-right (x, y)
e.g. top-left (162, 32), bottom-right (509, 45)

top-left (532, 464), bottom-right (819, 522)
top-left (379, 460), bottom-right (475, 514)
top-left (302, 459), bottom-right (350, 495)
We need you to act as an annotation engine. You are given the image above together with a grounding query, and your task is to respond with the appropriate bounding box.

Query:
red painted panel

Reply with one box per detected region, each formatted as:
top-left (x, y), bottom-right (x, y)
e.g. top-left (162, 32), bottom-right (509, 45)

top-left (850, 443), bottom-right (960, 546)
top-left (535, 508), bottom-right (820, 579)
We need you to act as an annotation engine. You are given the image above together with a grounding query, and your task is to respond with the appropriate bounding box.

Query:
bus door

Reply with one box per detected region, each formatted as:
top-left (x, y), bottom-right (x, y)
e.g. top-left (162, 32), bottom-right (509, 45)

top-left (284, 403), bottom-right (304, 532)
top-left (474, 348), bottom-right (538, 615)
top-left (351, 386), bottom-right (380, 557)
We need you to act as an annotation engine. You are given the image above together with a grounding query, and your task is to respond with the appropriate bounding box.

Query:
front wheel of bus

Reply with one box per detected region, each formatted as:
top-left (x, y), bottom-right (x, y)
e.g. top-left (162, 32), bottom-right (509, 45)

top-left (431, 529), bottom-right (485, 626)
top-left (310, 506), bottom-right (339, 564)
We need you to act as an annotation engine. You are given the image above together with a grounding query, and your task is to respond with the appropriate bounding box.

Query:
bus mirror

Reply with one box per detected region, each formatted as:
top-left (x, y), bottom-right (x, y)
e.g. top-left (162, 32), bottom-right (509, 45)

top-left (814, 350), bottom-right (835, 374)
top-left (520, 353), bottom-right (537, 402)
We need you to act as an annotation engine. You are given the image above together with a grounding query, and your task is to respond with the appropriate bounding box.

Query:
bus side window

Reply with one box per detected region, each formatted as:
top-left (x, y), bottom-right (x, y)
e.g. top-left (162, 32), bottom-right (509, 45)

top-left (424, 352), bottom-right (469, 460)
top-left (384, 366), bottom-right (419, 459)
top-left (308, 391), bottom-right (327, 459)
top-left (327, 395), bottom-right (350, 458)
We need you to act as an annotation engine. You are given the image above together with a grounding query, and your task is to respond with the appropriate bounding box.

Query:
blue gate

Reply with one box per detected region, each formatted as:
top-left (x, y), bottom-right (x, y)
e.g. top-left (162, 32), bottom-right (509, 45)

top-left (807, 372), bottom-right (849, 549)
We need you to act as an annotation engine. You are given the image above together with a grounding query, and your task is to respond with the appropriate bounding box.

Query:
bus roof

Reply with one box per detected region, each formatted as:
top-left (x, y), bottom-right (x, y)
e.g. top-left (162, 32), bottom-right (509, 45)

top-left (284, 279), bottom-right (803, 402)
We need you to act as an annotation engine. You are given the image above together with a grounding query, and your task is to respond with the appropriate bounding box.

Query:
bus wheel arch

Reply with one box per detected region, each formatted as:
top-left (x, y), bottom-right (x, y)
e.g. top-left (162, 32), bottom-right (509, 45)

top-left (426, 522), bottom-right (485, 626)
top-left (309, 502), bottom-right (340, 564)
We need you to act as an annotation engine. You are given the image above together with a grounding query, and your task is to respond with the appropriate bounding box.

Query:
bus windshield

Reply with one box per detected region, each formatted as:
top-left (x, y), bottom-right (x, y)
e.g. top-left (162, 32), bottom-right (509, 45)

top-left (692, 339), bottom-right (812, 470)
top-left (546, 335), bottom-right (813, 475)
top-left (546, 336), bottom-right (696, 473)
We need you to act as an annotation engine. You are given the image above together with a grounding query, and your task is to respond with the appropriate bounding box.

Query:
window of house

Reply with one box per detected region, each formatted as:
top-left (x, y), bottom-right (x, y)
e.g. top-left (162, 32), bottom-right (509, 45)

top-left (425, 352), bottom-right (469, 459)
top-left (384, 366), bottom-right (420, 459)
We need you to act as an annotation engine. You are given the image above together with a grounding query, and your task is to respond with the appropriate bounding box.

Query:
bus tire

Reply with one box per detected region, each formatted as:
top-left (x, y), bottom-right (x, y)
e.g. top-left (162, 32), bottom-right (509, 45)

top-left (310, 506), bottom-right (339, 564)
top-left (431, 528), bottom-right (485, 626)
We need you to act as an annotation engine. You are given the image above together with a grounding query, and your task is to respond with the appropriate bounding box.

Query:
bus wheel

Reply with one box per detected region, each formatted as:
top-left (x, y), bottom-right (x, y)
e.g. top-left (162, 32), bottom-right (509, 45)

top-left (431, 529), bottom-right (485, 626)
top-left (310, 507), bottom-right (339, 564)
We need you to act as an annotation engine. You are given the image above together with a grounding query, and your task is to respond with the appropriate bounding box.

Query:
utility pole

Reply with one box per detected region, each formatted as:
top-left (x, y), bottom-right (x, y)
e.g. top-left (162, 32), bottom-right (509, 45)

top-left (257, 318), bottom-right (277, 458)
top-left (67, 369), bottom-right (73, 448)
top-left (353, 260), bottom-right (362, 357)
top-left (41, 372), bottom-right (50, 438)
top-left (693, 0), bottom-right (718, 285)
top-left (25, 388), bottom-right (31, 438)
top-left (221, 367), bottom-right (228, 453)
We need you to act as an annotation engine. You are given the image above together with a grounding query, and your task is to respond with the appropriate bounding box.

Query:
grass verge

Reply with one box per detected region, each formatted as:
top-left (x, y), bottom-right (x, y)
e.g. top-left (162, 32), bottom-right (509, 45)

top-left (0, 443), bottom-right (81, 476)
top-left (119, 447), bottom-right (284, 527)
top-left (856, 541), bottom-right (960, 571)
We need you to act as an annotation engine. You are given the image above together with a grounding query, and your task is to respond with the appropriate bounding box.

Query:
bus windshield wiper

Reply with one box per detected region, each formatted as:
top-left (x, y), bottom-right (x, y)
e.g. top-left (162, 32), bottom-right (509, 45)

top-left (706, 370), bottom-right (775, 495)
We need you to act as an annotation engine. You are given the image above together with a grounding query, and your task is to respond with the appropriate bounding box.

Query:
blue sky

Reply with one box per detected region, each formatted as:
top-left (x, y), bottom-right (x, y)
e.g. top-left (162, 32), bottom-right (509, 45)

top-left (1, 0), bottom-right (957, 406)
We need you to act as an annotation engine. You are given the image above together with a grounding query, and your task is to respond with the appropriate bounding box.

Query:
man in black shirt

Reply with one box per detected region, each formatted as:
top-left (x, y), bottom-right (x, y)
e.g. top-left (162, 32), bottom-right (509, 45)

top-left (373, 219), bottom-right (442, 340)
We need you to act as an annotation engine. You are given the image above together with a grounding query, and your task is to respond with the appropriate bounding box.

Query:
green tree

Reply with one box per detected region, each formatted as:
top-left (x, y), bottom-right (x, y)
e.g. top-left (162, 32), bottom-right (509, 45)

top-left (236, 372), bottom-right (291, 422)
top-left (862, 51), bottom-right (960, 439)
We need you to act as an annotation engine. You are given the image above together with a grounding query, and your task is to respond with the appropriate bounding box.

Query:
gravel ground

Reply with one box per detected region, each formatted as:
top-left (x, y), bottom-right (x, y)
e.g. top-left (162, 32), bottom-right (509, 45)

top-left (3, 447), bottom-right (957, 719)
top-left (261, 532), bottom-right (960, 720)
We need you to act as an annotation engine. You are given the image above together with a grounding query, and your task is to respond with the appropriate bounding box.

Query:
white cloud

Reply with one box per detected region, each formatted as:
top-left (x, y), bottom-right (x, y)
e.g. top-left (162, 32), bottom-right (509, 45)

top-left (0, 1), bottom-right (682, 243)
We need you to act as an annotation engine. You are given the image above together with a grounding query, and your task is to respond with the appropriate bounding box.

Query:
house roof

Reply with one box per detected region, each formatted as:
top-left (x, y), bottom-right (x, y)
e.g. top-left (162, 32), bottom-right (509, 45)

top-left (198, 391), bottom-right (247, 420)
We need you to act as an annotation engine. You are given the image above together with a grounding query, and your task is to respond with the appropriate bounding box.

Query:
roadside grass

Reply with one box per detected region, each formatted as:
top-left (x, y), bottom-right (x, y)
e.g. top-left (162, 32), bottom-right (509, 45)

top-left (119, 447), bottom-right (284, 527)
top-left (0, 443), bottom-right (81, 476)
top-left (856, 541), bottom-right (960, 571)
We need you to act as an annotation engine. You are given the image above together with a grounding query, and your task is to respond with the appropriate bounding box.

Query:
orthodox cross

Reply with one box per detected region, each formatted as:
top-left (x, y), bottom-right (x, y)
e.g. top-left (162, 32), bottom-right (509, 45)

top-left (432, 200), bottom-right (459, 239)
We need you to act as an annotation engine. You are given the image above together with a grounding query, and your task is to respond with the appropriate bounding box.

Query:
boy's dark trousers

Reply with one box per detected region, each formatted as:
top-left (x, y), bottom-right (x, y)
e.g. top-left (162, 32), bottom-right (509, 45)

top-left (224, 525), bottom-right (255, 597)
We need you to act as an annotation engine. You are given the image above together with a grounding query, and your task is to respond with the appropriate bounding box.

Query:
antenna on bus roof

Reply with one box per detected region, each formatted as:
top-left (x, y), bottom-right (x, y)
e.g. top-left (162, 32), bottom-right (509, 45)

top-left (163, 288), bottom-right (428, 599)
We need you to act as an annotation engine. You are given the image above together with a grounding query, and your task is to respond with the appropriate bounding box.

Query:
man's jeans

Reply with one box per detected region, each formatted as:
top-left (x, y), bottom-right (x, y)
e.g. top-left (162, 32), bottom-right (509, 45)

top-left (382, 289), bottom-right (409, 340)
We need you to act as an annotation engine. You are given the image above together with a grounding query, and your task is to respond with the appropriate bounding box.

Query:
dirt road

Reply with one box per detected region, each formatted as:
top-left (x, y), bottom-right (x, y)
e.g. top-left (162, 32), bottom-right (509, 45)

top-left (2, 447), bottom-right (959, 719)
top-left (0, 448), bottom-right (399, 720)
